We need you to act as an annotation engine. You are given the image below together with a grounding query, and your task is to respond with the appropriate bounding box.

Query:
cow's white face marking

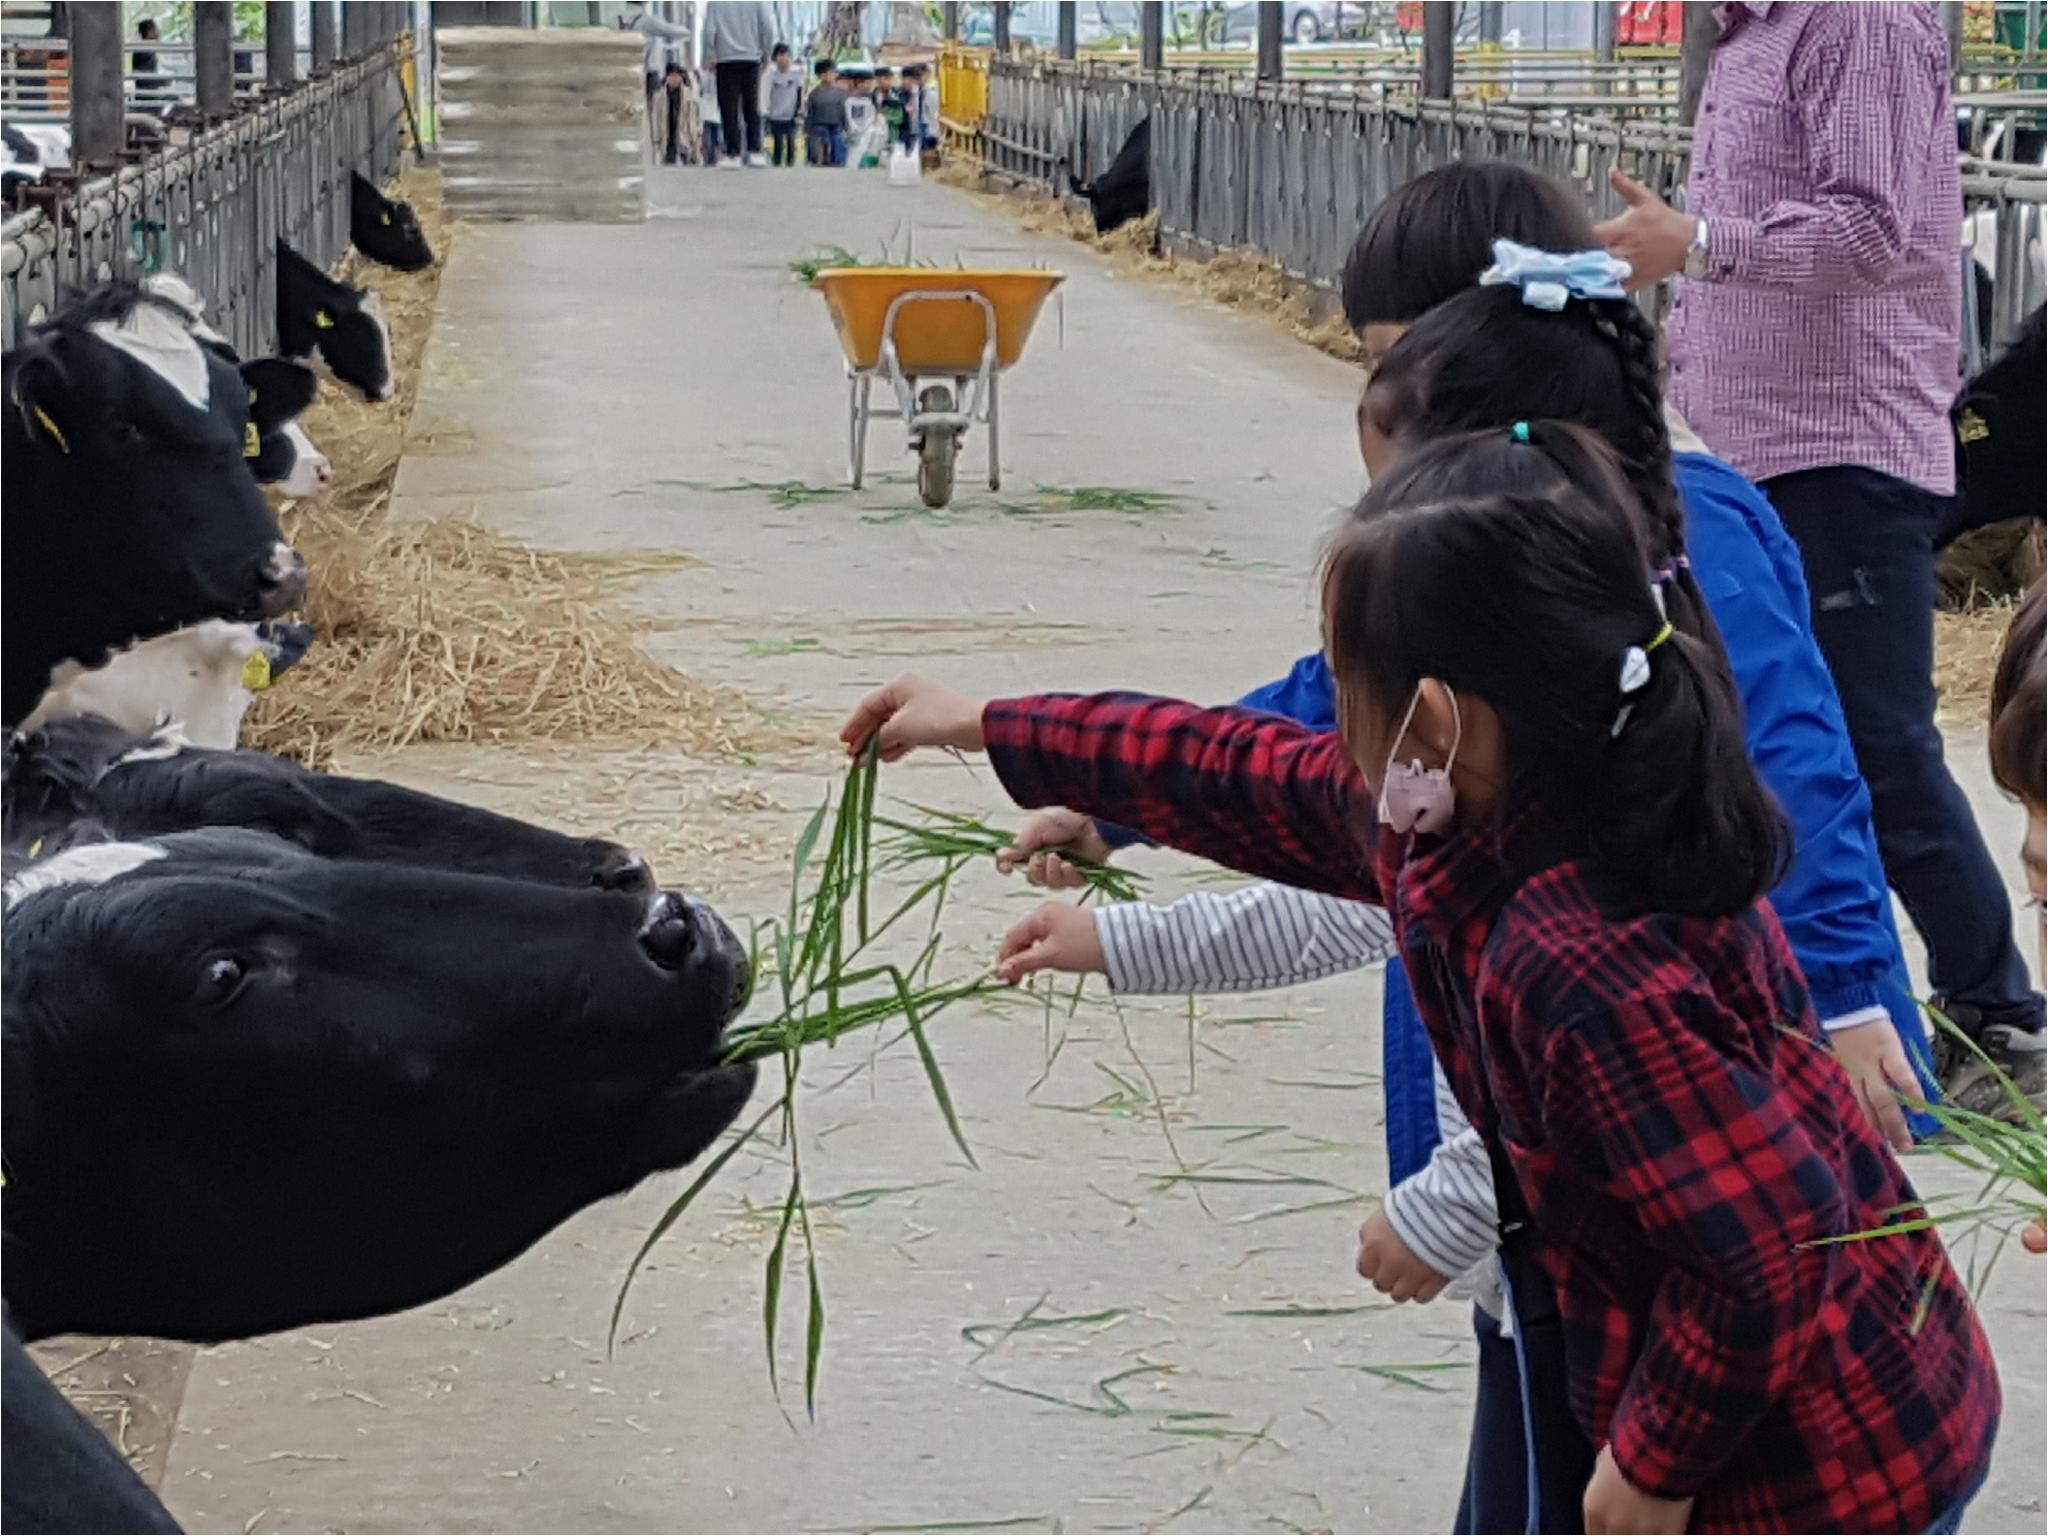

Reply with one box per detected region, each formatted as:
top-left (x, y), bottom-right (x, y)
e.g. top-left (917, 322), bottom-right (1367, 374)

top-left (114, 723), bottom-right (194, 766)
top-left (276, 421), bottom-right (333, 496)
top-left (87, 302), bottom-right (211, 411)
top-left (5, 841), bottom-right (165, 909)
top-left (140, 274), bottom-right (229, 346)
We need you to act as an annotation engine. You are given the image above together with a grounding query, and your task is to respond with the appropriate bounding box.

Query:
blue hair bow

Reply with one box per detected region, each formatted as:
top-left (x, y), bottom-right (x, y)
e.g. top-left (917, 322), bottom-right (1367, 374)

top-left (1477, 238), bottom-right (1632, 312)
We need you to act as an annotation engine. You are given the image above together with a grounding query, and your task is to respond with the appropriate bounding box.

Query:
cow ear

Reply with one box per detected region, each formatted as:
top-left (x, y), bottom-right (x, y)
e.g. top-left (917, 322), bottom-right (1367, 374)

top-left (8, 344), bottom-right (72, 455)
top-left (240, 358), bottom-right (319, 434)
top-left (359, 288), bottom-right (384, 318)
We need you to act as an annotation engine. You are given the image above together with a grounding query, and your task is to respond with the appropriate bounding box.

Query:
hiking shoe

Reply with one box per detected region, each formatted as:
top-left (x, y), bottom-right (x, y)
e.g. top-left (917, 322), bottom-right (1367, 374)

top-left (1932, 996), bottom-right (2047, 1118)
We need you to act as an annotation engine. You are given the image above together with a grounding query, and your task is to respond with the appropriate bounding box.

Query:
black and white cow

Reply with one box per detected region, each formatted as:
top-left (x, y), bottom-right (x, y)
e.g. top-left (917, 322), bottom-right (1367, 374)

top-left (2, 286), bottom-right (311, 724)
top-left (275, 238), bottom-right (395, 402)
top-left (3, 714), bottom-right (658, 894)
top-left (3, 1312), bottom-right (179, 1535)
top-left (237, 354), bottom-right (332, 494)
top-left (17, 620), bottom-right (316, 751)
top-left (350, 171), bottom-right (436, 272)
top-left (1068, 117), bottom-right (1150, 236)
top-left (1943, 303), bottom-right (2046, 548)
top-left (2, 823), bottom-right (754, 1343)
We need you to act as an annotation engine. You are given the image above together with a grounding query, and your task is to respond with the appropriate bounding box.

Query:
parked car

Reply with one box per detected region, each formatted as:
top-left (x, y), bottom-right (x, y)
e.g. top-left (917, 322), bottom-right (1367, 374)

top-left (1220, 2), bottom-right (1368, 45)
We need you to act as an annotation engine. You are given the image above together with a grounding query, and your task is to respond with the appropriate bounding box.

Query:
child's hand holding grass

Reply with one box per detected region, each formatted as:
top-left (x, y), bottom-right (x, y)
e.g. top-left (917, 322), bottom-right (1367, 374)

top-left (997, 808), bottom-right (1112, 890)
top-left (995, 900), bottom-right (1106, 984)
top-left (841, 673), bottom-right (985, 761)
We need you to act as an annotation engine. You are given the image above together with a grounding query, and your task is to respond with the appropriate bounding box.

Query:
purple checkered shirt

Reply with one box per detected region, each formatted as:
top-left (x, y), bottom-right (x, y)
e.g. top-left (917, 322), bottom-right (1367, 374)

top-left (1668, 2), bottom-right (1961, 494)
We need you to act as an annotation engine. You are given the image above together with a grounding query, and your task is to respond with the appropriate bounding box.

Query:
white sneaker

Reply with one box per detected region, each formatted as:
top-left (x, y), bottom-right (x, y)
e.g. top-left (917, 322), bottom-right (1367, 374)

top-left (717, 157), bottom-right (743, 171)
top-left (746, 152), bottom-right (769, 168)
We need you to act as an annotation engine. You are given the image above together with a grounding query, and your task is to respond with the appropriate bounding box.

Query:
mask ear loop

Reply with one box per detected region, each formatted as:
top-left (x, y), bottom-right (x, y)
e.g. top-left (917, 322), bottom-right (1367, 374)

top-left (1387, 683), bottom-right (1460, 775)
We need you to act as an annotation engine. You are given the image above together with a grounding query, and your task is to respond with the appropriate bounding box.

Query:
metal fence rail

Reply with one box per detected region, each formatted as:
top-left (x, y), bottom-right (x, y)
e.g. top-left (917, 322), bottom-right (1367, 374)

top-left (982, 58), bottom-right (2045, 355)
top-left (1, 44), bottom-right (407, 358)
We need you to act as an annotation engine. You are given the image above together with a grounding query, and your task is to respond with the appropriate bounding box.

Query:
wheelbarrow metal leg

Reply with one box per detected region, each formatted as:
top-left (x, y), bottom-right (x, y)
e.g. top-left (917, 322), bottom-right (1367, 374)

top-left (849, 371), bottom-right (872, 490)
top-left (986, 371), bottom-right (1001, 491)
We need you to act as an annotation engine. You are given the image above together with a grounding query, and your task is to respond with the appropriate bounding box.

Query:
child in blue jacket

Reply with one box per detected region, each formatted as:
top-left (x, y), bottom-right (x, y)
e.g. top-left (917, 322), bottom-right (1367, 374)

top-left (1005, 163), bottom-right (1935, 1534)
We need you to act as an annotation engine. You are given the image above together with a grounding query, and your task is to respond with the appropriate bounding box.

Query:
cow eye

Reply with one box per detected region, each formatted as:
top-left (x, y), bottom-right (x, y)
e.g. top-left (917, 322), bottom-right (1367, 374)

top-left (198, 955), bottom-right (248, 1006)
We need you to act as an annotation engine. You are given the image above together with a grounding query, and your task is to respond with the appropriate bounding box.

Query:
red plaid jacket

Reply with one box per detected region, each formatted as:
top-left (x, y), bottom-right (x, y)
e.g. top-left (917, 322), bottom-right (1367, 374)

top-left (984, 691), bottom-right (2000, 1534)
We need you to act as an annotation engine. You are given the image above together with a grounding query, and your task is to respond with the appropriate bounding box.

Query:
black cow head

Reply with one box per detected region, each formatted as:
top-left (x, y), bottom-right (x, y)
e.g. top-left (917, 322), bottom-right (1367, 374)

top-left (274, 238), bottom-right (394, 402)
top-left (1, 826), bottom-right (755, 1342)
top-left (238, 356), bottom-right (331, 494)
top-left (350, 172), bottom-right (435, 272)
top-left (2, 286), bottom-right (307, 725)
top-left (3, 715), bottom-right (660, 895)
top-left (1953, 305), bottom-right (2045, 534)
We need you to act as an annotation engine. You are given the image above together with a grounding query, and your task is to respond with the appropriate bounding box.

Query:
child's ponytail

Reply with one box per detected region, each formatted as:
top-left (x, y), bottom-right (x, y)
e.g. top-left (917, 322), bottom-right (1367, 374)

top-left (1332, 424), bottom-right (1788, 918)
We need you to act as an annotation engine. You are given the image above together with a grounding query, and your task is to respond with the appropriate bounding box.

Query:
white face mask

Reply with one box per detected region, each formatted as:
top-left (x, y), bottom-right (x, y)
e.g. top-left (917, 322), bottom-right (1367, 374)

top-left (1377, 684), bottom-right (1461, 836)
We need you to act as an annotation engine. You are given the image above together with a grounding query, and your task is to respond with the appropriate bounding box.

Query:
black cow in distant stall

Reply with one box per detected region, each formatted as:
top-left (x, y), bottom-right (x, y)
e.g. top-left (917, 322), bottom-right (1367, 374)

top-left (1068, 116), bottom-right (1150, 235)
top-left (1942, 304), bottom-right (2047, 549)
top-left (4, 715), bottom-right (659, 893)
top-left (350, 171), bottom-right (436, 272)
top-left (275, 237), bottom-right (395, 401)
top-left (2, 823), bottom-right (754, 1344)
top-left (2, 285), bottom-right (312, 724)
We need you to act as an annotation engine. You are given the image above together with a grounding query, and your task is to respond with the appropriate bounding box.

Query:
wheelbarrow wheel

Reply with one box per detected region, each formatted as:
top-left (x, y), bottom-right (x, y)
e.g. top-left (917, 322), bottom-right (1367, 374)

top-left (915, 383), bottom-right (957, 509)
top-left (917, 431), bottom-right (956, 509)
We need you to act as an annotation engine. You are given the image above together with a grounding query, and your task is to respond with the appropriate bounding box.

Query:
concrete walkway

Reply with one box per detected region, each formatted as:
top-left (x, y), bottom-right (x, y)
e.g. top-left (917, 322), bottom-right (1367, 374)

top-left (159, 167), bottom-right (2045, 1535)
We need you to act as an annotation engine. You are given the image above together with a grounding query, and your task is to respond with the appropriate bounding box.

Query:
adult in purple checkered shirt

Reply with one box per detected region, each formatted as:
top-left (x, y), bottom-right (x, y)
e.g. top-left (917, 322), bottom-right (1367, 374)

top-left (1594, 0), bottom-right (2045, 1114)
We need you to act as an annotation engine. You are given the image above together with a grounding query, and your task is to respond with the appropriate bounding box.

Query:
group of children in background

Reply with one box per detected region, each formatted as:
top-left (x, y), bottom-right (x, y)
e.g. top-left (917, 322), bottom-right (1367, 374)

top-left (646, 42), bottom-right (937, 170)
top-left (837, 159), bottom-right (2035, 1534)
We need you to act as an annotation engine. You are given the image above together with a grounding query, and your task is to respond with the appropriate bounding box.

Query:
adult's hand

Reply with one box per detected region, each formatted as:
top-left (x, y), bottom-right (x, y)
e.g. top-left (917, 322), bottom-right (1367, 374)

top-left (1828, 1017), bottom-right (1919, 1151)
top-left (839, 673), bottom-right (986, 762)
top-left (1591, 168), bottom-right (1696, 290)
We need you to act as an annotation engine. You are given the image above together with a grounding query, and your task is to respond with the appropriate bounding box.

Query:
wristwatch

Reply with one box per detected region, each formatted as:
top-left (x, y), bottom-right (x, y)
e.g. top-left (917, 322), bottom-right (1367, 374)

top-left (1683, 217), bottom-right (1711, 280)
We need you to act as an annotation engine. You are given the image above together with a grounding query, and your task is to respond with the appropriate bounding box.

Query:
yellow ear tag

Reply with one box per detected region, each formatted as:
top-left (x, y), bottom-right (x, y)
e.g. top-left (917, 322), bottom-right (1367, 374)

top-left (26, 838), bottom-right (44, 859)
top-left (244, 420), bottom-right (261, 457)
top-left (242, 651), bottom-right (273, 692)
top-left (1958, 407), bottom-right (1990, 444)
top-left (31, 405), bottom-right (68, 454)
top-left (381, 211), bottom-right (393, 226)
top-left (315, 310), bottom-right (336, 330)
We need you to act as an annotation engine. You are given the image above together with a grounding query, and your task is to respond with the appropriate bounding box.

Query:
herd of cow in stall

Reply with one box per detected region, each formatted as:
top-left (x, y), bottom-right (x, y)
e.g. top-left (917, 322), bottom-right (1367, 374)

top-left (1, 178), bottom-right (759, 1534)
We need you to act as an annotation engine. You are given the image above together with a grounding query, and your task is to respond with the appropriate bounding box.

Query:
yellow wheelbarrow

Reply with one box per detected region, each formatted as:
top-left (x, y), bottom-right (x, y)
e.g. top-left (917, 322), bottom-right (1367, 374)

top-left (813, 267), bottom-right (1065, 509)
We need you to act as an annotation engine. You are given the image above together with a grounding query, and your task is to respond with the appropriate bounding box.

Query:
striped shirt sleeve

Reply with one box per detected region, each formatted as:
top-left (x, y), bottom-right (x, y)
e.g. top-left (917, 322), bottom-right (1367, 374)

top-left (1094, 882), bottom-right (1394, 996)
top-left (1380, 1063), bottom-right (1500, 1283)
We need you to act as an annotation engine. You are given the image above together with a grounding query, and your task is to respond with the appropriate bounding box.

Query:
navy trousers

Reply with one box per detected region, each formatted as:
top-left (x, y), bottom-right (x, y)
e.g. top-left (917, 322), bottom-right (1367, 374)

top-left (1766, 465), bottom-right (2042, 1032)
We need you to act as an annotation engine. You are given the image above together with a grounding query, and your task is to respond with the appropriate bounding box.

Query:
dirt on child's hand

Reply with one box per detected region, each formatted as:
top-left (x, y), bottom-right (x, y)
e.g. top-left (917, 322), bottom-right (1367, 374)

top-left (995, 900), bottom-right (1105, 984)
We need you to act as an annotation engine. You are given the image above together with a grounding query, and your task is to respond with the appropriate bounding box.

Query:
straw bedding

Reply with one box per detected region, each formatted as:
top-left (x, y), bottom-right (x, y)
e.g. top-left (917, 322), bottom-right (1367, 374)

top-left (240, 169), bottom-right (787, 770)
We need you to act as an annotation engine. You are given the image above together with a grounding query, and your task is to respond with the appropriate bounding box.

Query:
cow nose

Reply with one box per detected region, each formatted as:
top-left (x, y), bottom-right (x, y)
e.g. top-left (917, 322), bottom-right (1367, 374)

top-left (592, 845), bottom-right (656, 894)
top-left (313, 458), bottom-right (335, 486)
top-left (638, 892), bottom-right (697, 970)
top-left (257, 543), bottom-right (309, 615)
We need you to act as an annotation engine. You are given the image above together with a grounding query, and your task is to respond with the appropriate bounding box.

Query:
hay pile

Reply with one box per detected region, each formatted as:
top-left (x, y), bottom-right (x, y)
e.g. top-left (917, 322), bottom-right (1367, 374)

top-left (241, 167), bottom-right (787, 770)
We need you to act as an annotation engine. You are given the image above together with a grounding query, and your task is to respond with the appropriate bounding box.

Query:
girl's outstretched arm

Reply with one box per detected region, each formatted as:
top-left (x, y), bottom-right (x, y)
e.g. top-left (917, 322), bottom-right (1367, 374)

top-left (841, 675), bottom-right (1379, 902)
top-left (1096, 882), bottom-right (1393, 996)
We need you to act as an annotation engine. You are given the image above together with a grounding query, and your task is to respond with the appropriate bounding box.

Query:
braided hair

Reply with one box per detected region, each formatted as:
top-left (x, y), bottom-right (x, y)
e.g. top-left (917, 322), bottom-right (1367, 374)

top-left (1361, 283), bottom-right (1715, 639)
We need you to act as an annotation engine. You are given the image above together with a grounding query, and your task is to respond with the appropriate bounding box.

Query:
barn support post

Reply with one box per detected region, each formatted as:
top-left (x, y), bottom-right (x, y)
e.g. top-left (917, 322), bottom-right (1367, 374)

top-left (1255, 2), bottom-right (1283, 79)
top-left (1676, 1), bottom-right (1717, 125)
top-left (342, 1), bottom-right (372, 57)
top-left (1139, 1), bottom-right (1163, 69)
top-left (942, 1), bottom-right (960, 40)
top-left (311, 0), bottom-right (337, 67)
top-left (267, 1), bottom-right (299, 85)
top-left (993, 2), bottom-right (1011, 54)
top-left (1593, 0), bottom-right (1617, 61)
top-left (1477, 1), bottom-right (1503, 43)
top-left (1057, 3), bottom-right (1077, 58)
top-left (195, 1), bottom-right (235, 116)
top-left (1941, 0), bottom-right (1965, 62)
top-left (68, 0), bottom-right (124, 165)
top-left (1421, 0), bottom-right (1454, 98)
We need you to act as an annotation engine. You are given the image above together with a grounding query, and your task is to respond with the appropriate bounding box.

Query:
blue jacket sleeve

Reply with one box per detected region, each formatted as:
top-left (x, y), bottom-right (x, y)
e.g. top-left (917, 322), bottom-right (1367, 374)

top-left (1099, 653), bottom-right (1338, 849)
top-left (1677, 456), bottom-right (1909, 1032)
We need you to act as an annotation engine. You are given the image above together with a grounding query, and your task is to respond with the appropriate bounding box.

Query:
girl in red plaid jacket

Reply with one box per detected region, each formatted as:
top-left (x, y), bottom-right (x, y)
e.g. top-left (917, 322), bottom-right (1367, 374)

top-left (842, 424), bottom-right (2001, 1535)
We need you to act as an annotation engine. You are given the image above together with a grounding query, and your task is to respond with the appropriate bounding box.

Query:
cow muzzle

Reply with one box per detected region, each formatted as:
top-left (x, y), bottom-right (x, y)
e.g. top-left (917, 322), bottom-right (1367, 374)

top-left (256, 542), bottom-right (309, 615)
